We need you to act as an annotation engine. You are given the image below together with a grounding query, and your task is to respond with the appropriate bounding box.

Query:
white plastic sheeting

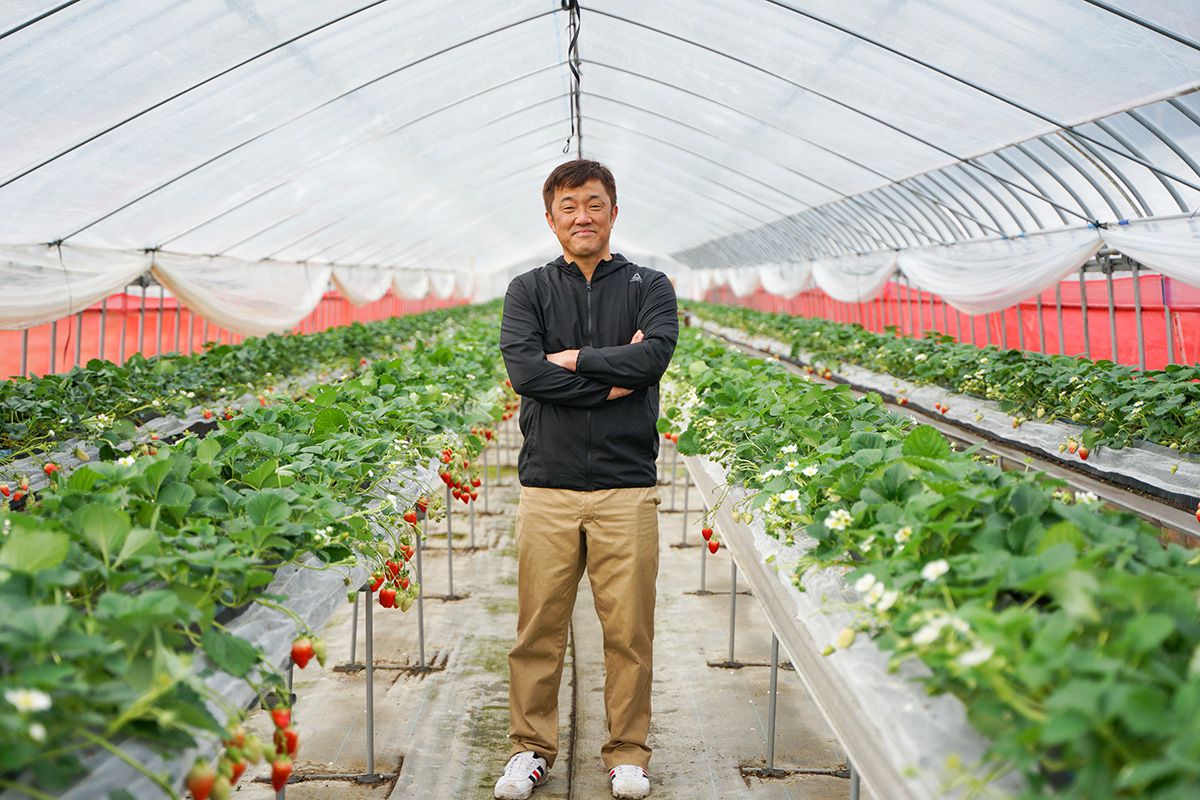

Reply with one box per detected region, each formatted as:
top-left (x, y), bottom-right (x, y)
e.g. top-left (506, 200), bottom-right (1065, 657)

top-left (812, 252), bottom-right (897, 303)
top-left (430, 271), bottom-right (457, 300)
top-left (152, 254), bottom-right (331, 337)
top-left (758, 261), bottom-right (813, 298)
top-left (394, 270), bottom-right (432, 300)
top-left (898, 229), bottom-right (1104, 314)
top-left (331, 265), bottom-right (393, 306)
top-left (1099, 216), bottom-right (1200, 288)
top-left (0, 244), bottom-right (149, 330)
top-left (726, 266), bottom-right (762, 297)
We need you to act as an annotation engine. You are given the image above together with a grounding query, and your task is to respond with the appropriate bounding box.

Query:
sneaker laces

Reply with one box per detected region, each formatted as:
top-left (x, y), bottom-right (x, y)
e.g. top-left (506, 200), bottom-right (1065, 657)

top-left (610, 765), bottom-right (646, 781)
top-left (504, 751), bottom-right (541, 778)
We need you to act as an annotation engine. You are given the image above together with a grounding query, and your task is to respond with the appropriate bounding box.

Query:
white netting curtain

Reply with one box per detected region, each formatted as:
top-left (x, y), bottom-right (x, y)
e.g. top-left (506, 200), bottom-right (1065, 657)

top-left (393, 270), bottom-right (432, 300)
top-left (758, 261), bottom-right (813, 297)
top-left (898, 229), bottom-right (1102, 314)
top-left (1099, 217), bottom-right (1200, 287)
top-left (812, 252), bottom-right (897, 303)
top-left (430, 271), bottom-right (456, 300)
top-left (331, 266), bottom-right (393, 306)
top-left (727, 267), bottom-right (762, 297)
top-left (152, 254), bottom-right (331, 337)
top-left (0, 245), bottom-right (149, 330)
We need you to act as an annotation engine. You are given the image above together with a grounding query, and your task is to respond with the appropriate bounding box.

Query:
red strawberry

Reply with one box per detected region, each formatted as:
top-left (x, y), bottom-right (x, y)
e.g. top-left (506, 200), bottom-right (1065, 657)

top-left (258, 395), bottom-right (267, 406)
top-left (471, 477), bottom-right (481, 488)
top-left (360, 357), bottom-right (368, 366)
top-left (403, 510), bottom-right (418, 525)
top-left (290, 637), bottom-right (314, 669)
top-left (940, 405), bottom-right (948, 414)
top-left (470, 491), bottom-right (478, 501)
top-left (150, 433), bottom-right (160, 441)
top-left (18, 477), bottom-right (28, 491)
top-left (401, 545), bottom-right (415, 561)
top-left (224, 410), bottom-right (234, 420)
top-left (12, 490), bottom-right (25, 502)
top-left (452, 488), bottom-right (461, 500)
top-left (386, 560), bottom-right (400, 578)
top-left (416, 496), bottom-right (428, 513)
top-left (485, 430), bottom-right (494, 441)
top-left (271, 756), bottom-right (292, 792)
top-left (462, 459), bottom-right (470, 470)
top-left (186, 760), bottom-right (216, 800)
top-left (1067, 440), bottom-right (1078, 454)
top-left (897, 397), bottom-right (908, 406)
top-left (270, 707), bottom-right (291, 730)
top-left (274, 726), bottom-right (299, 757)
top-left (203, 409), bottom-right (214, 420)
top-left (43, 463), bottom-right (58, 475)
top-left (229, 761), bottom-right (246, 786)
top-left (440, 452), bottom-right (452, 464)
top-left (379, 587), bottom-right (397, 608)
top-left (370, 572), bottom-right (384, 592)
top-left (0, 484), bottom-right (9, 497)
top-left (701, 527), bottom-right (713, 541)
top-left (1194, 506), bottom-right (1200, 524)
top-left (399, 576), bottom-right (410, 590)
top-left (1078, 446), bottom-right (1089, 461)
top-left (708, 540), bottom-right (720, 554)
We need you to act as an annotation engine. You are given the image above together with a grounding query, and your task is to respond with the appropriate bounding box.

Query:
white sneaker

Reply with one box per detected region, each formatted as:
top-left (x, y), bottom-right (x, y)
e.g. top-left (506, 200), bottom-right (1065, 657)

top-left (493, 751), bottom-right (549, 800)
top-left (609, 764), bottom-right (651, 799)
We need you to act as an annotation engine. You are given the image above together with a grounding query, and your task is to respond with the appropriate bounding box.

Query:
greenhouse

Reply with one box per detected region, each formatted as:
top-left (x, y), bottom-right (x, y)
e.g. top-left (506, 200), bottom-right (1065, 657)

top-left (1, 1), bottom-right (1198, 799)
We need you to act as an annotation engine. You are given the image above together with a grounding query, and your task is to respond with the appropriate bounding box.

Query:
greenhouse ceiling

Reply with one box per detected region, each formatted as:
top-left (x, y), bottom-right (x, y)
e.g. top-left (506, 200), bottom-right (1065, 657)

top-left (1, 0), bottom-right (1199, 281)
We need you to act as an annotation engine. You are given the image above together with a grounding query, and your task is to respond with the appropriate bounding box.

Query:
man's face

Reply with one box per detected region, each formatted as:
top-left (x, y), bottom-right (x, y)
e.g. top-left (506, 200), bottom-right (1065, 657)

top-left (546, 178), bottom-right (618, 263)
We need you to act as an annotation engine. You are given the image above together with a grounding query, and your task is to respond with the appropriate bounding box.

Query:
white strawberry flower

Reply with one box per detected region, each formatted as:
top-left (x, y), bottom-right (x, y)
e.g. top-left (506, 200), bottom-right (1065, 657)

top-left (860, 535), bottom-right (876, 553)
top-left (781, 444), bottom-right (798, 454)
top-left (864, 582), bottom-right (885, 606)
top-left (780, 489), bottom-right (800, 503)
top-left (5, 688), bottom-right (51, 713)
top-left (785, 460), bottom-right (799, 471)
top-left (28, 722), bottom-right (46, 742)
top-left (956, 644), bottom-right (995, 668)
top-left (802, 465), bottom-right (819, 477)
top-left (824, 509), bottom-right (853, 531)
top-left (117, 455), bottom-right (136, 466)
top-left (876, 589), bottom-right (899, 611)
top-left (1074, 491), bottom-right (1100, 506)
top-left (853, 573), bottom-right (877, 594)
top-left (921, 559), bottom-right (950, 582)
top-left (912, 618), bottom-right (947, 646)
top-left (914, 353), bottom-right (927, 362)
top-left (894, 526), bottom-right (913, 544)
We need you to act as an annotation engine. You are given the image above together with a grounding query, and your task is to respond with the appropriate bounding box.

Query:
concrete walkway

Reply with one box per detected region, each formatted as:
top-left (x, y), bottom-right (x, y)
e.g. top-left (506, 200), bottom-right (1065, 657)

top-left (235, 442), bottom-right (853, 800)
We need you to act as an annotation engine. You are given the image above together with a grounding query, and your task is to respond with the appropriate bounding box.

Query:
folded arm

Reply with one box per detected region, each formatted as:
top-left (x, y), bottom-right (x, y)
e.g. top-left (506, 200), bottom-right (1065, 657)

top-left (500, 278), bottom-right (614, 408)
top-left (573, 274), bottom-right (679, 389)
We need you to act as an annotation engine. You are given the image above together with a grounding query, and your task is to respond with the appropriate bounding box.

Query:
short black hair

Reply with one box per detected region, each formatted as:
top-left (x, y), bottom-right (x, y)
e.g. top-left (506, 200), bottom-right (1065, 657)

top-left (542, 159), bottom-right (617, 212)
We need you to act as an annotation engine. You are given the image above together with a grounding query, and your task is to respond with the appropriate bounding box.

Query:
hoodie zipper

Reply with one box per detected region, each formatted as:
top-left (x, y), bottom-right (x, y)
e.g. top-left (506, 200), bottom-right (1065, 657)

top-left (585, 279), bottom-right (593, 490)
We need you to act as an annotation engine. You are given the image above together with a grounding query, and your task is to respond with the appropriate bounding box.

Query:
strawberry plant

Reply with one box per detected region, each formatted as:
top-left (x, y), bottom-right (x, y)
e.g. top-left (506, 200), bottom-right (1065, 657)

top-left (662, 328), bottom-right (1200, 798)
top-left (685, 302), bottom-right (1200, 453)
top-left (0, 304), bottom-right (510, 797)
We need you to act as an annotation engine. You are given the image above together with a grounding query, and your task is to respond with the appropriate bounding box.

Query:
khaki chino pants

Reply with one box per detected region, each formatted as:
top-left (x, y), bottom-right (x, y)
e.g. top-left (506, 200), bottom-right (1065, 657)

top-left (508, 485), bottom-right (661, 770)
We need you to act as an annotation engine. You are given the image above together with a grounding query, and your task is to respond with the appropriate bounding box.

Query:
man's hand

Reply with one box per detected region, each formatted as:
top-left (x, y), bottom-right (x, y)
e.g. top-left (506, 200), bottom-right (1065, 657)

top-left (545, 349), bottom-right (579, 372)
top-left (547, 330), bottom-right (643, 399)
top-left (546, 331), bottom-right (643, 374)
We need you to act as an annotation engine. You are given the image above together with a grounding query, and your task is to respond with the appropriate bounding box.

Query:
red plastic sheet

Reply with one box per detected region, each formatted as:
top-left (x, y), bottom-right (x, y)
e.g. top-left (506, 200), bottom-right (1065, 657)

top-left (707, 274), bottom-right (1198, 370)
top-left (0, 290), bottom-right (465, 380)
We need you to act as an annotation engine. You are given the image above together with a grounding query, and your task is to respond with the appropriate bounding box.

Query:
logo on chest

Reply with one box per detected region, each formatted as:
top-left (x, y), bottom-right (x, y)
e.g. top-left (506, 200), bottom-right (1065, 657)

top-left (629, 272), bottom-right (642, 283)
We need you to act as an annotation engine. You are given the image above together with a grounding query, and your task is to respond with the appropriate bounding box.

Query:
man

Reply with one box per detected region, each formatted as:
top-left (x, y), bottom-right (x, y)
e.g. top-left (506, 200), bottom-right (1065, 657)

top-left (494, 160), bottom-right (678, 800)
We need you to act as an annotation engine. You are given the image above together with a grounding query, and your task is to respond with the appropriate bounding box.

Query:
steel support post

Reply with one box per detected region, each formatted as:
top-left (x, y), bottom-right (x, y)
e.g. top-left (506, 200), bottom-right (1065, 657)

top-left (99, 298), bottom-right (108, 362)
top-left (74, 312), bottom-right (83, 367)
top-left (1055, 284), bottom-right (1065, 355)
top-left (915, 286), bottom-right (924, 337)
top-left (999, 310), bottom-right (1008, 349)
top-left (699, 535), bottom-right (708, 592)
top-left (669, 444), bottom-right (678, 510)
top-left (1079, 267), bottom-right (1090, 360)
top-left (173, 300), bottom-right (182, 354)
top-left (1016, 304), bottom-right (1025, 350)
top-left (364, 587), bottom-right (377, 779)
top-left (415, 521), bottom-right (427, 669)
top-left (49, 318), bottom-right (58, 374)
top-left (20, 329), bottom-right (28, 377)
top-left (120, 293), bottom-right (128, 363)
top-left (1106, 265), bottom-right (1118, 361)
top-left (482, 445), bottom-right (490, 514)
top-left (349, 590), bottom-right (359, 664)
top-left (1162, 276), bottom-right (1175, 365)
top-left (767, 633), bottom-right (780, 770)
top-left (138, 288), bottom-right (147, 355)
top-left (469, 496), bottom-right (476, 549)
top-left (445, 485), bottom-right (455, 598)
top-left (1036, 295), bottom-right (1046, 353)
top-left (849, 762), bottom-right (860, 800)
top-left (1132, 261), bottom-right (1146, 370)
top-left (680, 475), bottom-right (690, 545)
top-left (940, 296), bottom-right (949, 336)
top-left (728, 561), bottom-right (738, 663)
top-left (156, 284), bottom-right (165, 355)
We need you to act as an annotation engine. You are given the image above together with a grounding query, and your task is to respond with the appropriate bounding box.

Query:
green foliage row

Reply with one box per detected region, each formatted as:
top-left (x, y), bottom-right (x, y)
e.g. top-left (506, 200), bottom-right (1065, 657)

top-left (683, 301), bottom-right (1200, 453)
top-left (661, 328), bottom-right (1200, 799)
top-left (0, 303), bottom-right (508, 797)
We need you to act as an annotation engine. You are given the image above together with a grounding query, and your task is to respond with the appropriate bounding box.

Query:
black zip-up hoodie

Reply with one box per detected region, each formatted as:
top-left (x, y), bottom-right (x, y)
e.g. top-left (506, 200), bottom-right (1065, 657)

top-left (499, 253), bottom-right (679, 490)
